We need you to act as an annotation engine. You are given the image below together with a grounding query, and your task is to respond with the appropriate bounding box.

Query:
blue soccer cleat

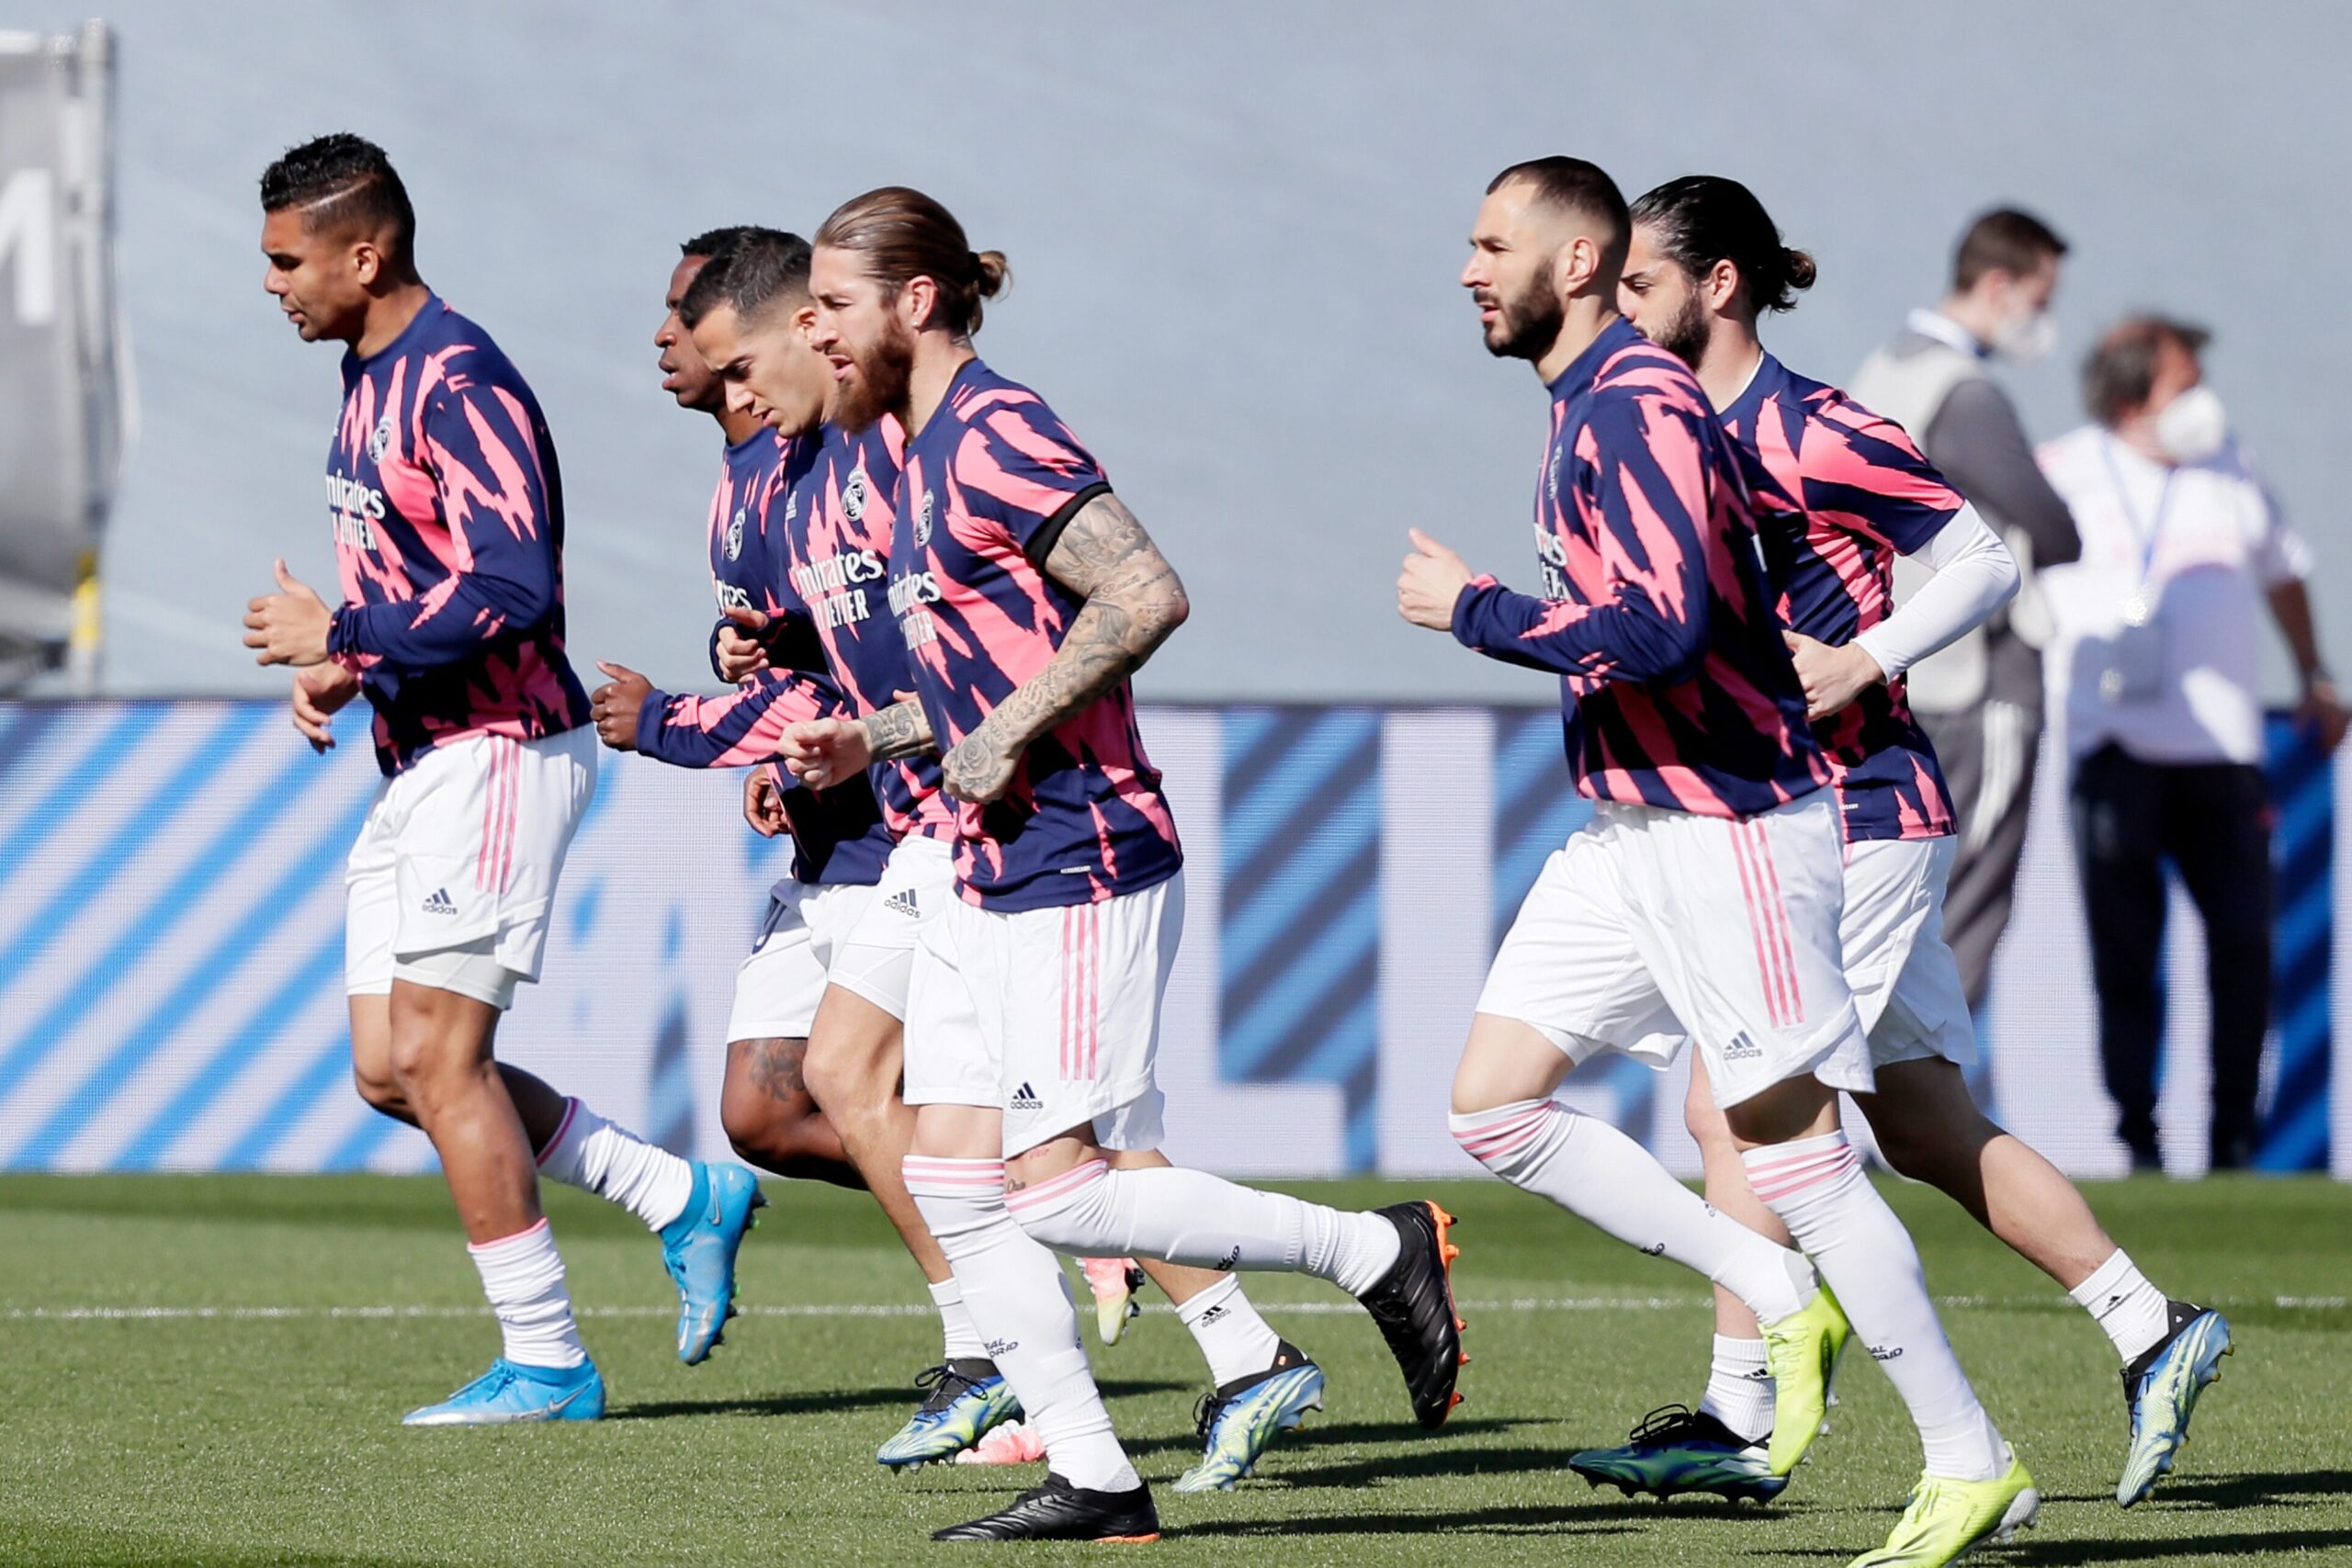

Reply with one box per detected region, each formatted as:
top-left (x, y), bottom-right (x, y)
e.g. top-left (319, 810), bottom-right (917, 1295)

top-left (1173, 1341), bottom-right (1326, 1493)
top-left (877, 1359), bottom-right (1023, 1470)
top-left (401, 1358), bottom-right (605, 1426)
top-left (1569, 1405), bottom-right (1788, 1504)
top-left (661, 1162), bottom-right (766, 1365)
top-left (2116, 1301), bottom-right (2233, 1506)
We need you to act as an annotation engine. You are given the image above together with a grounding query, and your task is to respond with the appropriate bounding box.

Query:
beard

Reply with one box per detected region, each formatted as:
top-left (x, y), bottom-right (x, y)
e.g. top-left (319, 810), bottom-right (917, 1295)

top-left (832, 324), bottom-right (915, 432)
top-left (1482, 276), bottom-right (1565, 362)
top-left (1645, 288), bottom-right (1711, 370)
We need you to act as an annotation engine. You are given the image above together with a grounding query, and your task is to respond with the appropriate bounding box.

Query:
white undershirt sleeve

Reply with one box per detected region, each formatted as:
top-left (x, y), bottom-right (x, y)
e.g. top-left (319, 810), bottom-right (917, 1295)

top-left (1852, 502), bottom-right (2019, 681)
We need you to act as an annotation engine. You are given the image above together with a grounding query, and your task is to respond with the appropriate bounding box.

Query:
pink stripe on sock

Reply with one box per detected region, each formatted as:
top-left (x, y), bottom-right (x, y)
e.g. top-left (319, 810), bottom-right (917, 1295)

top-left (1003, 1158), bottom-right (1108, 1213)
top-left (467, 1215), bottom-right (551, 1256)
top-left (1453, 1104), bottom-right (1554, 1161)
top-left (534, 1098), bottom-right (579, 1169)
top-left (1748, 1146), bottom-right (1859, 1202)
top-left (903, 1156), bottom-right (1007, 1192)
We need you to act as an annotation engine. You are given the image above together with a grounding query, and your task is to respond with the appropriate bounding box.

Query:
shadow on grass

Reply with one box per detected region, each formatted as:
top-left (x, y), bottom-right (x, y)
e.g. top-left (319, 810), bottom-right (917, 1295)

top-left (1170, 1503), bottom-right (1649, 1539)
top-left (613, 1375), bottom-right (1192, 1422)
top-left (1123, 1415), bottom-right (1539, 1461)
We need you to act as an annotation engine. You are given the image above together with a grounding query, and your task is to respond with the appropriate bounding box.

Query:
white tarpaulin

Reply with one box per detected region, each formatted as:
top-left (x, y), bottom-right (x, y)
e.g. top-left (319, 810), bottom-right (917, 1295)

top-left (0, 23), bottom-right (126, 691)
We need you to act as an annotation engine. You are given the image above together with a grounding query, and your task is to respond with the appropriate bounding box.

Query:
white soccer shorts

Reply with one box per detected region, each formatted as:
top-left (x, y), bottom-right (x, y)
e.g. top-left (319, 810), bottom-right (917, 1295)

top-left (1844, 835), bottom-right (1977, 1070)
top-left (902, 870), bottom-right (1180, 1159)
top-left (724, 878), bottom-right (879, 1043)
top-left (1477, 791), bottom-right (1872, 1110)
top-left (345, 726), bottom-right (598, 1011)
top-left (821, 832), bottom-right (956, 1024)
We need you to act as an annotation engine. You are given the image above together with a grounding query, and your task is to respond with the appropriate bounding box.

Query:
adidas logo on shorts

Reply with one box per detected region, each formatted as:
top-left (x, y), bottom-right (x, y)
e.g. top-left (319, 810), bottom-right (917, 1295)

top-left (1723, 1032), bottom-right (1762, 1061)
top-left (884, 889), bottom-right (921, 918)
top-left (422, 888), bottom-right (458, 916)
top-left (1008, 1082), bottom-right (1044, 1111)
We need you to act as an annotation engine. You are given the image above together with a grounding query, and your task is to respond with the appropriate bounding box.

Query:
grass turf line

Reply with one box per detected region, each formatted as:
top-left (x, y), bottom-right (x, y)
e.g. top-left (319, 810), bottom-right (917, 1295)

top-left (0, 1173), bottom-right (2345, 1566)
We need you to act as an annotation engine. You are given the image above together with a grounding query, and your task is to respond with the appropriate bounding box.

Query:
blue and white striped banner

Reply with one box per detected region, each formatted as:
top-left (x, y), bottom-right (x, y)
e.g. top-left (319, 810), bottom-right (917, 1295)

top-left (0, 701), bottom-right (2335, 1179)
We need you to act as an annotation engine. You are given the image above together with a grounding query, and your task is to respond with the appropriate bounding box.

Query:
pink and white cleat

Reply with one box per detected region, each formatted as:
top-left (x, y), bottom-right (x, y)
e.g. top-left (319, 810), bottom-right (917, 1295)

top-left (1080, 1257), bottom-right (1148, 1346)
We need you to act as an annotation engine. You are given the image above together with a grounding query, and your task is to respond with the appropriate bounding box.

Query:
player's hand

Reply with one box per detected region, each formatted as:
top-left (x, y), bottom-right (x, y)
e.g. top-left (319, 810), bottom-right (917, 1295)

top-left (778, 716), bottom-right (872, 790)
top-left (2298, 675), bottom-right (2349, 753)
top-left (743, 764), bottom-right (790, 838)
top-left (1397, 529), bottom-right (1475, 631)
top-left (288, 662), bottom-right (360, 753)
top-left (589, 660), bottom-right (652, 751)
top-left (718, 605), bottom-right (773, 682)
top-left (243, 559), bottom-right (334, 666)
top-left (1783, 631), bottom-right (1885, 721)
top-left (942, 716), bottom-right (1022, 805)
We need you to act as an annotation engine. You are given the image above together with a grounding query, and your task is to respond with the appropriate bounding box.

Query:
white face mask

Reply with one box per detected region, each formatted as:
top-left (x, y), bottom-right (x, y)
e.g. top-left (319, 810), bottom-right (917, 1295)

top-left (2154, 383), bottom-right (2228, 464)
top-left (1989, 306), bottom-right (2056, 363)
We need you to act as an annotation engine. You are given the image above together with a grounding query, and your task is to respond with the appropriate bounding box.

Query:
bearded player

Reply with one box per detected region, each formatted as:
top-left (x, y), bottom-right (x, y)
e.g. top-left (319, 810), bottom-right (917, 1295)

top-left (1570, 174), bottom-right (2229, 1523)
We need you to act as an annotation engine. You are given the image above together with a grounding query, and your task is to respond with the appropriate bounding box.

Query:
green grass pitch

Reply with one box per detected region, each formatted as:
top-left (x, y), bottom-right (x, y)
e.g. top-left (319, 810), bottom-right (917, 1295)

top-left (0, 1172), bottom-right (2346, 1565)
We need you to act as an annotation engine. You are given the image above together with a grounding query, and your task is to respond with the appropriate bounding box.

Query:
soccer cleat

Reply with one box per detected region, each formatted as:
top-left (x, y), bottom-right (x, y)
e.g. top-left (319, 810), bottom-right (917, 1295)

top-left (1848, 1450), bottom-right (2039, 1566)
top-left (1173, 1340), bottom-right (1327, 1493)
top-left (1081, 1256), bottom-right (1149, 1346)
top-left (954, 1417), bottom-right (1047, 1465)
top-left (1760, 1281), bottom-right (1851, 1475)
top-left (1567, 1404), bottom-right (1788, 1504)
top-left (1354, 1201), bottom-right (1465, 1428)
top-left (932, 1473), bottom-right (1160, 1543)
top-left (660, 1161), bottom-right (766, 1365)
top-left (2116, 1301), bottom-right (2233, 1507)
top-left (876, 1358), bottom-right (1023, 1470)
top-left (401, 1358), bottom-right (605, 1426)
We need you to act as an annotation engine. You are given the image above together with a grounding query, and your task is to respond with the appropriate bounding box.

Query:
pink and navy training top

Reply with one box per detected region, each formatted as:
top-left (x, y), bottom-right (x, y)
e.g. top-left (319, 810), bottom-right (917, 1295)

top-left (633, 427), bottom-right (888, 886)
top-left (1718, 354), bottom-right (1960, 842)
top-left (1452, 317), bottom-right (1829, 818)
top-left (323, 296), bottom-right (592, 776)
top-left (889, 358), bottom-right (1183, 910)
top-left (772, 419), bottom-right (956, 843)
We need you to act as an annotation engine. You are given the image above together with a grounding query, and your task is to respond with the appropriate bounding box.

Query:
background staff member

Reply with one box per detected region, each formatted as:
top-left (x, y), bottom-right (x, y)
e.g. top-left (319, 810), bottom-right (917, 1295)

top-left (1851, 209), bottom-right (2082, 1030)
top-left (2040, 315), bottom-right (2346, 1170)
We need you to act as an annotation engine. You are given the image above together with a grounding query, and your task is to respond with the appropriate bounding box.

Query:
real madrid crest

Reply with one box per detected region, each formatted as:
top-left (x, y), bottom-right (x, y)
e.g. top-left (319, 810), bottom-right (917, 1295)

top-left (368, 410), bottom-right (395, 464)
top-left (913, 490), bottom-right (935, 547)
top-left (842, 466), bottom-right (868, 522)
top-left (725, 505), bottom-right (746, 561)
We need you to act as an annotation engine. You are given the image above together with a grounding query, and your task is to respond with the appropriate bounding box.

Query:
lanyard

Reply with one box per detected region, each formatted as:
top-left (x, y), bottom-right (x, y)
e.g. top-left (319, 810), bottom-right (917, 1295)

top-left (2101, 436), bottom-right (2177, 584)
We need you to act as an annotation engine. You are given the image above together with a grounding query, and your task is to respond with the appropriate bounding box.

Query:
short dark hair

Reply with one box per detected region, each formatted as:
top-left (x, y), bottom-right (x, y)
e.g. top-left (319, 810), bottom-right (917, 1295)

top-left (1487, 156), bottom-right (1630, 266)
top-left (679, 227), bottom-right (813, 330)
top-left (259, 133), bottom-right (415, 263)
top-left (1630, 175), bottom-right (1816, 317)
top-left (1951, 207), bottom-right (2067, 292)
top-left (2083, 315), bottom-right (2211, 426)
top-left (680, 225), bottom-right (760, 261)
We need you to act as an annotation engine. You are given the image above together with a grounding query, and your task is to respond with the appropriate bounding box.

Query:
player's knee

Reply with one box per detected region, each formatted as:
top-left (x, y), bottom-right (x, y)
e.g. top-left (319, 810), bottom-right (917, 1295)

top-left (350, 1061), bottom-right (404, 1116)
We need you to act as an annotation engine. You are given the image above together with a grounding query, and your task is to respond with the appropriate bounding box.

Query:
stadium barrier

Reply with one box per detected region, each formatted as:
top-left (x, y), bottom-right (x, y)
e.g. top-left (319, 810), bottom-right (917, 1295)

top-left (0, 700), bottom-right (2337, 1180)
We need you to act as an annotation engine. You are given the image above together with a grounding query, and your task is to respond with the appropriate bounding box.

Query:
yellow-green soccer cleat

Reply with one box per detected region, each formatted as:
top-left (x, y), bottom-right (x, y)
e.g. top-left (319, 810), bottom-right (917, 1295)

top-left (2115, 1301), bottom-right (2233, 1507)
top-left (1761, 1281), bottom-right (1851, 1476)
top-left (1080, 1256), bottom-right (1148, 1347)
top-left (1849, 1451), bottom-right (2039, 1567)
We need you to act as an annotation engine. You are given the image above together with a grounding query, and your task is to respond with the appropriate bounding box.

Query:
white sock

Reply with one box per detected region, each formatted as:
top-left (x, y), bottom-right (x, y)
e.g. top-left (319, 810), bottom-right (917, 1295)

top-left (1745, 1131), bottom-right (2006, 1482)
top-left (1175, 1276), bottom-right (1285, 1387)
top-left (468, 1217), bottom-right (586, 1370)
top-left (2069, 1249), bottom-right (2172, 1364)
top-left (535, 1098), bottom-right (695, 1233)
top-left (1698, 1334), bottom-right (1774, 1444)
top-left (904, 1156), bottom-right (1137, 1494)
top-left (930, 1277), bottom-right (988, 1361)
top-left (1451, 1100), bottom-right (1815, 1322)
top-left (1004, 1159), bottom-right (1401, 1298)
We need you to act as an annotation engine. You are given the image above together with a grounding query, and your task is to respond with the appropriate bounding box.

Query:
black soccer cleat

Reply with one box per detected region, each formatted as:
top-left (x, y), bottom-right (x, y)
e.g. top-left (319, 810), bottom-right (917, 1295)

top-left (931, 1473), bottom-right (1161, 1543)
top-left (1355, 1200), bottom-right (1465, 1428)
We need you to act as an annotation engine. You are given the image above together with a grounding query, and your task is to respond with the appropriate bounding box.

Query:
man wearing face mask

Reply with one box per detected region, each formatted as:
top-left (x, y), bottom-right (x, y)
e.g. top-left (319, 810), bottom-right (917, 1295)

top-left (1852, 209), bottom-right (2081, 1027)
top-left (2040, 317), bottom-right (2345, 1171)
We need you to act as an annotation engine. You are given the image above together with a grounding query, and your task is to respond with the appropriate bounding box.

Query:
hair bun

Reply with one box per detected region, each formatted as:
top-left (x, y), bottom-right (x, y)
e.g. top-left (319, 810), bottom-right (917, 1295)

top-left (971, 249), bottom-right (1010, 299)
top-left (1782, 248), bottom-right (1817, 292)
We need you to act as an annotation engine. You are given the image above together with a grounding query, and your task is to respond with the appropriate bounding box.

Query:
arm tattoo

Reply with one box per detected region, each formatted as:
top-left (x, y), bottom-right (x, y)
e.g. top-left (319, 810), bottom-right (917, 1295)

top-left (858, 697), bottom-right (935, 761)
top-left (984, 493), bottom-right (1189, 750)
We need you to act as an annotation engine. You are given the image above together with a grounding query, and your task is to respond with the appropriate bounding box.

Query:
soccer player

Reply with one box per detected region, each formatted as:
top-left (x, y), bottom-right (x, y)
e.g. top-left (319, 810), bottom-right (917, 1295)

top-left (786, 186), bottom-right (1464, 1542)
top-left (1401, 158), bottom-right (2033, 1567)
top-left (685, 228), bottom-right (1333, 1491)
top-left (241, 135), bottom-right (758, 1424)
top-left (1568, 174), bottom-right (2230, 1514)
